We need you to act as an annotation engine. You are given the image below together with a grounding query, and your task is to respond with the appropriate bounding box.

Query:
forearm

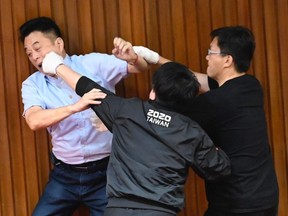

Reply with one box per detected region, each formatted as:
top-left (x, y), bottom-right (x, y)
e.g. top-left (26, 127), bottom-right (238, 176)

top-left (24, 105), bottom-right (77, 130)
top-left (157, 56), bottom-right (171, 65)
top-left (191, 134), bottom-right (231, 181)
top-left (127, 54), bottom-right (149, 73)
top-left (192, 71), bottom-right (209, 93)
top-left (56, 64), bottom-right (81, 90)
top-left (133, 46), bottom-right (210, 93)
top-left (76, 76), bottom-right (113, 97)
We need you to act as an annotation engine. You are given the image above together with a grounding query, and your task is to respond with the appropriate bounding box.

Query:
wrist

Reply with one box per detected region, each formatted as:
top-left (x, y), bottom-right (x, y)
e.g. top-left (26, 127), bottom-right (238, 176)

top-left (133, 46), bottom-right (159, 64)
top-left (55, 63), bottom-right (64, 75)
top-left (42, 52), bottom-right (64, 75)
top-left (67, 104), bottom-right (77, 114)
top-left (128, 53), bottom-right (138, 65)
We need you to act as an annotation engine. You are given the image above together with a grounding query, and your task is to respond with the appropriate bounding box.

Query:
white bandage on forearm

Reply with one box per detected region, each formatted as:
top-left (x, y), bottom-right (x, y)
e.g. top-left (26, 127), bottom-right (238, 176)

top-left (133, 46), bottom-right (160, 64)
top-left (42, 51), bottom-right (64, 75)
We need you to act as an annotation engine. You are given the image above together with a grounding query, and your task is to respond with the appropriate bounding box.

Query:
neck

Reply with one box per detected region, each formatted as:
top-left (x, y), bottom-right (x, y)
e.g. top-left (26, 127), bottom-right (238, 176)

top-left (217, 71), bottom-right (246, 86)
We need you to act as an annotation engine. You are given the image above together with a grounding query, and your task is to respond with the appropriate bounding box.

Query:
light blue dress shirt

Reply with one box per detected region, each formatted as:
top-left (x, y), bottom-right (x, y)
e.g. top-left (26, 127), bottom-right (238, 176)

top-left (22, 53), bottom-right (128, 164)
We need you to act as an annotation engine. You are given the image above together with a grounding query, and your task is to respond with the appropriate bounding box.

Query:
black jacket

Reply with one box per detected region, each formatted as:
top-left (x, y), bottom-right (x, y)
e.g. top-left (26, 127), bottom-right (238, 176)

top-left (76, 76), bottom-right (231, 213)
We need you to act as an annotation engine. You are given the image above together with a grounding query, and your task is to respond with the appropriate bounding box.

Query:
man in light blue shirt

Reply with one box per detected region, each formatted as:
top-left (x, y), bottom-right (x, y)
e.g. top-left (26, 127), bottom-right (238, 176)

top-left (19, 16), bottom-right (149, 216)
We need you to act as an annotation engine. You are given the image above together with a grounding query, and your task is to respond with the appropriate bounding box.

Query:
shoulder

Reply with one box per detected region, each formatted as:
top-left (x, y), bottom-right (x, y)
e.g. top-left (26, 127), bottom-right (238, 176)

top-left (69, 53), bottom-right (126, 75)
top-left (22, 71), bottom-right (45, 86)
top-left (120, 97), bottom-right (142, 106)
top-left (69, 52), bottom-right (124, 64)
top-left (232, 74), bottom-right (261, 86)
top-left (226, 74), bottom-right (263, 94)
top-left (114, 97), bottom-right (145, 112)
top-left (244, 74), bottom-right (262, 87)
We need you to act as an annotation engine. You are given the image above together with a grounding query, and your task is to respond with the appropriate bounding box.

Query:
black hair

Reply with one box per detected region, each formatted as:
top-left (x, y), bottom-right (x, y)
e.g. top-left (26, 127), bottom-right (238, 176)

top-left (152, 62), bottom-right (200, 114)
top-left (19, 16), bottom-right (62, 42)
top-left (211, 26), bottom-right (255, 72)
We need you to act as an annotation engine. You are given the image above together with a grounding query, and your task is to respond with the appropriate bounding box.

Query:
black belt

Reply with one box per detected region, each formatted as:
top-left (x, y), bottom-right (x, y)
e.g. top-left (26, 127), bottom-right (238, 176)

top-left (51, 153), bottom-right (109, 173)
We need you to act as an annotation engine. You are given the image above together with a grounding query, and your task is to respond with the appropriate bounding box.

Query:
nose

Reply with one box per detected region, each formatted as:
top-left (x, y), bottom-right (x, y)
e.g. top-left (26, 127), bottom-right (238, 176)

top-left (30, 51), bottom-right (40, 61)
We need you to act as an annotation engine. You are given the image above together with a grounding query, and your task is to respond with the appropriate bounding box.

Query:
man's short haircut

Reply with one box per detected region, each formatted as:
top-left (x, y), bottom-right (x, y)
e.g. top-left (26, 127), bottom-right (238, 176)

top-left (19, 16), bottom-right (62, 42)
top-left (152, 62), bottom-right (200, 114)
top-left (211, 26), bottom-right (255, 72)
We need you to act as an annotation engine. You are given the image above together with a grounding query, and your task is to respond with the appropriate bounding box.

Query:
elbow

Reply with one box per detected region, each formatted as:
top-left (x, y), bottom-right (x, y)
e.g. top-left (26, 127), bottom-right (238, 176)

top-left (194, 159), bottom-right (232, 182)
top-left (24, 107), bottom-right (46, 131)
top-left (25, 118), bottom-right (43, 131)
top-left (207, 162), bottom-right (232, 182)
top-left (219, 165), bottom-right (232, 179)
top-left (27, 122), bottom-right (40, 131)
top-left (29, 125), bottom-right (39, 131)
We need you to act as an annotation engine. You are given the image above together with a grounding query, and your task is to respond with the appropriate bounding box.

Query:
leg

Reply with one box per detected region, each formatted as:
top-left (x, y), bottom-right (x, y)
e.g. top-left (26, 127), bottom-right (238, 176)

top-left (79, 170), bottom-right (108, 216)
top-left (32, 167), bottom-right (80, 216)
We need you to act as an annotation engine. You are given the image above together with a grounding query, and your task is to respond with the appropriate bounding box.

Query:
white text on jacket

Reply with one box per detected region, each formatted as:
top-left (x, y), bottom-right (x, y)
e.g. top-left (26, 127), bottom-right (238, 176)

top-left (147, 109), bottom-right (171, 127)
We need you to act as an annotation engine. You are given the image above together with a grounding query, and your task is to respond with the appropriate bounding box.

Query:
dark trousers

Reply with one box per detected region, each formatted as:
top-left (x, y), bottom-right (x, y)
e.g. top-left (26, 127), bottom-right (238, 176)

top-left (32, 160), bottom-right (108, 216)
top-left (204, 206), bottom-right (278, 216)
top-left (104, 207), bottom-right (176, 216)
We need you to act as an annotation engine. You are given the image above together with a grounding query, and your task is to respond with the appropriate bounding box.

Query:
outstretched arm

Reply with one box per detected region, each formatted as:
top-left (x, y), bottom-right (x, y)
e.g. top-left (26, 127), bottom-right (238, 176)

top-left (23, 52), bottom-right (103, 130)
top-left (133, 46), bottom-right (210, 93)
top-left (57, 64), bottom-right (81, 91)
top-left (42, 52), bottom-right (120, 132)
top-left (42, 51), bottom-right (107, 102)
top-left (41, 51), bottom-right (80, 90)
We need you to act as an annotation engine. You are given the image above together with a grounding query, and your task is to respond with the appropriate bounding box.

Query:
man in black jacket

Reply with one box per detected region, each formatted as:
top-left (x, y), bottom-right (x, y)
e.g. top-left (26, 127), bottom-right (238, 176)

top-left (41, 48), bottom-right (231, 216)
top-left (133, 26), bottom-right (279, 216)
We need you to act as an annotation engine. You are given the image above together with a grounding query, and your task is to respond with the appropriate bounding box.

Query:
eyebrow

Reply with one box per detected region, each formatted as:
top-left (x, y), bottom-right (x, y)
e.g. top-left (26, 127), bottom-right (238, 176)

top-left (24, 41), bottom-right (40, 52)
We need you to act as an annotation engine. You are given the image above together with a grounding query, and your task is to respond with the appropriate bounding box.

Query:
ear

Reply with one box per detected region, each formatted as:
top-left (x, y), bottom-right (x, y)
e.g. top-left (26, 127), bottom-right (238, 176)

top-left (223, 55), bottom-right (233, 68)
top-left (55, 37), bottom-right (65, 52)
top-left (149, 89), bottom-right (156, 100)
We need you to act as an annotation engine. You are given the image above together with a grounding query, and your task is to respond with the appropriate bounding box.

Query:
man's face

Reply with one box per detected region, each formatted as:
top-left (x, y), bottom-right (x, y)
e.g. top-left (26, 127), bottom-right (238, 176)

top-left (24, 31), bottom-right (62, 72)
top-left (205, 37), bottom-right (227, 80)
